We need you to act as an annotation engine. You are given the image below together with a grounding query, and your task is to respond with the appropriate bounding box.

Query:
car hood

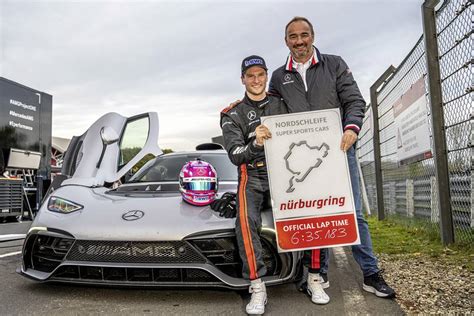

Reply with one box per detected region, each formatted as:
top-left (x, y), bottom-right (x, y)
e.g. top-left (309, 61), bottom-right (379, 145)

top-left (30, 185), bottom-right (241, 241)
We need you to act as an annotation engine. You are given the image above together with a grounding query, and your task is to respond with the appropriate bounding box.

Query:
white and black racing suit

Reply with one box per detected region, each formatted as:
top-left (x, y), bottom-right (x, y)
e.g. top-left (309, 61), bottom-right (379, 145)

top-left (220, 93), bottom-right (287, 280)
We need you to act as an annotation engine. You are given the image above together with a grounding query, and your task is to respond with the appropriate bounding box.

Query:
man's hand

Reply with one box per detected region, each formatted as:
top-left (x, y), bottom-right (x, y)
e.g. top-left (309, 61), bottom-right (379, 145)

top-left (340, 129), bottom-right (358, 152)
top-left (255, 124), bottom-right (272, 146)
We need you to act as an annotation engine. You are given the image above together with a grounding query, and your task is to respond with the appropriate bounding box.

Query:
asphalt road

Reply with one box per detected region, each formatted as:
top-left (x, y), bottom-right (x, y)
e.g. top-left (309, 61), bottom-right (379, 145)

top-left (0, 221), bottom-right (403, 315)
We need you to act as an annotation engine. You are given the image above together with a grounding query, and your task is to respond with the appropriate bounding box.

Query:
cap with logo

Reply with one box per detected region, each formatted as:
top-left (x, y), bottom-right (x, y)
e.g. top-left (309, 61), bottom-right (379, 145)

top-left (241, 55), bottom-right (268, 75)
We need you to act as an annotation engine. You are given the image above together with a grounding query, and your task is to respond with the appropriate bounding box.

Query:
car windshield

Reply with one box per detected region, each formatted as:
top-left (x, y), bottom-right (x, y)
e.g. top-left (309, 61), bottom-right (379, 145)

top-left (129, 153), bottom-right (238, 182)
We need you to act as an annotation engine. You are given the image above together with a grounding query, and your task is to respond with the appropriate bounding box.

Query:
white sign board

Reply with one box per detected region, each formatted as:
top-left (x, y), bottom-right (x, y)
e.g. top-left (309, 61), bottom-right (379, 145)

top-left (394, 77), bottom-right (432, 165)
top-left (262, 109), bottom-right (360, 252)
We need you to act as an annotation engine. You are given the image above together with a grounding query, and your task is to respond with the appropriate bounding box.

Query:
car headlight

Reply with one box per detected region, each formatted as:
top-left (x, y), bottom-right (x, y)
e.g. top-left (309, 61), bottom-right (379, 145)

top-left (47, 196), bottom-right (83, 214)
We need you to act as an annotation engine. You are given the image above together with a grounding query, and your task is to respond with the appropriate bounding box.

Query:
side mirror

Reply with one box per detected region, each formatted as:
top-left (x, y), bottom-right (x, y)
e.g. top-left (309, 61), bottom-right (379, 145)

top-left (100, 126), bottom-right (119, 145)
top-left (97, 126), bottom-right (119, 168)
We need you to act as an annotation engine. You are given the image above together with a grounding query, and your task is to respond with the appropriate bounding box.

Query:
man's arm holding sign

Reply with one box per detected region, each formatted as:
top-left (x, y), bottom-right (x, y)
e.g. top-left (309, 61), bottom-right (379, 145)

top-left (336, 56), bottom-right (365, 152)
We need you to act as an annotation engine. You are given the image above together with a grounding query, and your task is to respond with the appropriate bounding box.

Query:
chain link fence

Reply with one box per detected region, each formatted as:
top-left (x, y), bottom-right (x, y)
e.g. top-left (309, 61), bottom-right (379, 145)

top-left (357, 0), bottom-right (473, 244)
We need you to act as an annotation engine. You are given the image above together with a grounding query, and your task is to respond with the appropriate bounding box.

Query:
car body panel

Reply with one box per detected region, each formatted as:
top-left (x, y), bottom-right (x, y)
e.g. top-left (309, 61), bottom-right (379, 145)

top-left (30, 184), bottom-right (268, 241)
top-left (62, 112), bottom-right (161, 187)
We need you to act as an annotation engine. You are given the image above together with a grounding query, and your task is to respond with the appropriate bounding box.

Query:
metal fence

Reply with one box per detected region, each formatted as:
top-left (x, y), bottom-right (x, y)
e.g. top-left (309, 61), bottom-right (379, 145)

top-left (357, 0), bottom-right (473, 244)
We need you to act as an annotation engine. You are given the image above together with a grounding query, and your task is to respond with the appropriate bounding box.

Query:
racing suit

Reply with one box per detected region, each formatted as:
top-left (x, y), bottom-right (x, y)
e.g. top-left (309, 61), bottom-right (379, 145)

top-left (220, 93), bottom-right (287, 280)
top-left (269, 47), bottom-right (379, 277)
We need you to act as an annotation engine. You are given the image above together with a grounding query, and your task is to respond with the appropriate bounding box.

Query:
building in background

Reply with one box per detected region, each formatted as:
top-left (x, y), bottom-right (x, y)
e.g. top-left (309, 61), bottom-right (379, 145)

top-left (0, 77), bottom-right (52, 220)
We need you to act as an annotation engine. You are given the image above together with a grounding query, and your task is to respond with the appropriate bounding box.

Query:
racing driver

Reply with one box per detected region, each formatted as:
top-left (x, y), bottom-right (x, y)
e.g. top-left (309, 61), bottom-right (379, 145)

top-left (220, 55), bottom-right (287, 314)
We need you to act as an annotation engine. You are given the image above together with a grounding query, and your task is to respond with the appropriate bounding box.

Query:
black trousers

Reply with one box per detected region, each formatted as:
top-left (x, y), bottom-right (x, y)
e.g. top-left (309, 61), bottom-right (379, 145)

top-left (236, 165), bottom-right (323, 279)
top-left (235, 165), bottom-right (269, 280)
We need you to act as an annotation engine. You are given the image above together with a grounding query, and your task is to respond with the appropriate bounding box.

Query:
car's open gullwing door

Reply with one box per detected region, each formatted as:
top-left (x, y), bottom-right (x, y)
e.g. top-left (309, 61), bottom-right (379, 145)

top-left (62, 112), bottom-right (161, 187)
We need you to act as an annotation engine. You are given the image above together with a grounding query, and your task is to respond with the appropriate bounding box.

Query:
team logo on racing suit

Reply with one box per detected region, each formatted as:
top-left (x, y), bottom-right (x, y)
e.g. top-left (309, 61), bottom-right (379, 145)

top-left (247, 110), bottom-right (257, 120)
top-left (122, 210), bottom-right (145, 221)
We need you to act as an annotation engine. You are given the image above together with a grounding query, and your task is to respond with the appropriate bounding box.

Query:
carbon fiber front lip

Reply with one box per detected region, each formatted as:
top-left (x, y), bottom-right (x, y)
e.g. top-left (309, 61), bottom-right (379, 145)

top-left (18, 253), bottom-right (300, 289)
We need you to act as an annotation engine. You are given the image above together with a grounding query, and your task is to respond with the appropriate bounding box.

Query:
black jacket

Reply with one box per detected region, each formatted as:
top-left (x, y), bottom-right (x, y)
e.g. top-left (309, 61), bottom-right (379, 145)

top-left (269, 48), bottom-right (365, 134)
top-left (220, 94), bottom-right (288, 169)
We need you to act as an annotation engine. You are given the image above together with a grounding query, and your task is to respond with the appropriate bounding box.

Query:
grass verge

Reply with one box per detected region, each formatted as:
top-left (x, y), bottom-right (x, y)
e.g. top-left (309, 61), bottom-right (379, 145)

top-left (367, 215), bottom-right (474, 271)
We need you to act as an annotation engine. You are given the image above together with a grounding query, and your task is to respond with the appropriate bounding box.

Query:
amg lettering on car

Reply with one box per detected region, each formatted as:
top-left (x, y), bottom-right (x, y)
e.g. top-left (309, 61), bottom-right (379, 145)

top-left (78, 245), bottom-right (177, 257)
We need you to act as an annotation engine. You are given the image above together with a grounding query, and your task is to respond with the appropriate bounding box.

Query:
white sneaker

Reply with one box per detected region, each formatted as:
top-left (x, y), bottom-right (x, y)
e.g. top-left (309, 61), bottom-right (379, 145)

top-left (307, 273), bottom-right (330, 305)
top-left (246, 279), bottom-right (267, 315)
top-left (319, 273), bottom-right (330, 289)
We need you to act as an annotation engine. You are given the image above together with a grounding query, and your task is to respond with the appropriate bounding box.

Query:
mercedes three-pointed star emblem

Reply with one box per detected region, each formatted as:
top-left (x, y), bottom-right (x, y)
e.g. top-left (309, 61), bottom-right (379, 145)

top-left (247, 110), bottom-right (257, 120)
top-left (122, 210), bottom-right (145, 221)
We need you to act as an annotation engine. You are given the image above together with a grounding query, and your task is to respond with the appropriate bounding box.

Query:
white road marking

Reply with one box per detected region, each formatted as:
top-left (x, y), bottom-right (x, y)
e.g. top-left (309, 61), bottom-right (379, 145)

top-left (0, 234), bottom-right (26, 242)
top-left (332, 247), bottom-right (371, 315)
top-left (0, 251), bottom-right (21, 258)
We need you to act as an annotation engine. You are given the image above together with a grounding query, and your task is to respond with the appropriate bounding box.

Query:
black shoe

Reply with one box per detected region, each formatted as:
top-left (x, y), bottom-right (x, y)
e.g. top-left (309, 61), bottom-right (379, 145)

top-left (363, 271), bottom-right (396, 298)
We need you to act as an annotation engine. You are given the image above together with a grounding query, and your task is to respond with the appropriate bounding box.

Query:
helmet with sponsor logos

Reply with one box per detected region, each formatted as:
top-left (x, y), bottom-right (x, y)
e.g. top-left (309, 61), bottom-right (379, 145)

top-left (179, 159), bottom-right (218, 206)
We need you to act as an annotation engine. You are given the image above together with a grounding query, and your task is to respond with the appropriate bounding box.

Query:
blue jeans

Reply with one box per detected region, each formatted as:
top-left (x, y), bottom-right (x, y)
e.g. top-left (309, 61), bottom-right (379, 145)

top-left (319, 146), bottom-right (379, 277)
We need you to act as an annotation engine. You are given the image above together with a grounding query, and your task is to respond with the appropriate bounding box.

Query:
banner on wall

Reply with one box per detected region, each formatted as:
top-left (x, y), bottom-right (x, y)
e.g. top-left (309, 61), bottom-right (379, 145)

top-left (393, 77), bottom-right (432, 166)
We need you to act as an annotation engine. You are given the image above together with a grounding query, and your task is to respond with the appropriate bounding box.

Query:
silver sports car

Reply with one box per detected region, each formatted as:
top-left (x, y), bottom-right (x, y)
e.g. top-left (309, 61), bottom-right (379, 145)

top-left (18, 112), bottom-right (301, 289)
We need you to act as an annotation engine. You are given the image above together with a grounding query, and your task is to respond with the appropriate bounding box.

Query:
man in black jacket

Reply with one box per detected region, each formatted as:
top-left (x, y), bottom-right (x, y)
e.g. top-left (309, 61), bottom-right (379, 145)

top-left (269, 16), bottom-right (396, 303)
top-left (220, 55), bottom-right (287, 315)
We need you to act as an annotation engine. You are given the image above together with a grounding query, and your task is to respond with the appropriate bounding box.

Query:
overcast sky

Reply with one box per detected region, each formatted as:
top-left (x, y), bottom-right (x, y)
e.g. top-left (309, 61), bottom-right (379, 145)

top-left (0, 0), bottom-right (424, 151)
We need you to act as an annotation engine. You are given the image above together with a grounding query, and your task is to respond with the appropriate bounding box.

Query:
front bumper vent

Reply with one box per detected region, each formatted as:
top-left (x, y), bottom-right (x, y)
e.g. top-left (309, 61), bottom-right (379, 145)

top-left (25, 235), bottom-right (74, 273)
top-left (66, 240), bottom-right (206, 264)
top-left (52, 266), bottom-right (219, 283)
top-left (190, 236), bottom-right (281, 278)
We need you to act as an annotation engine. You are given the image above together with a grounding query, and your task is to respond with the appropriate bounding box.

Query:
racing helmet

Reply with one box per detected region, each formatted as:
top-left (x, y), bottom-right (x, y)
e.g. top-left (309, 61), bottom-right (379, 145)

top-left (179, 159), bottom-right (218, 206)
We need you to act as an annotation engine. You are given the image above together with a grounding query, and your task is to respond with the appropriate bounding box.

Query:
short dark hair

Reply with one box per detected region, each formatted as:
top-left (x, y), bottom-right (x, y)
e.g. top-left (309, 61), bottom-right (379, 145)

top-left (285, 16), bottom-right (315, 37)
